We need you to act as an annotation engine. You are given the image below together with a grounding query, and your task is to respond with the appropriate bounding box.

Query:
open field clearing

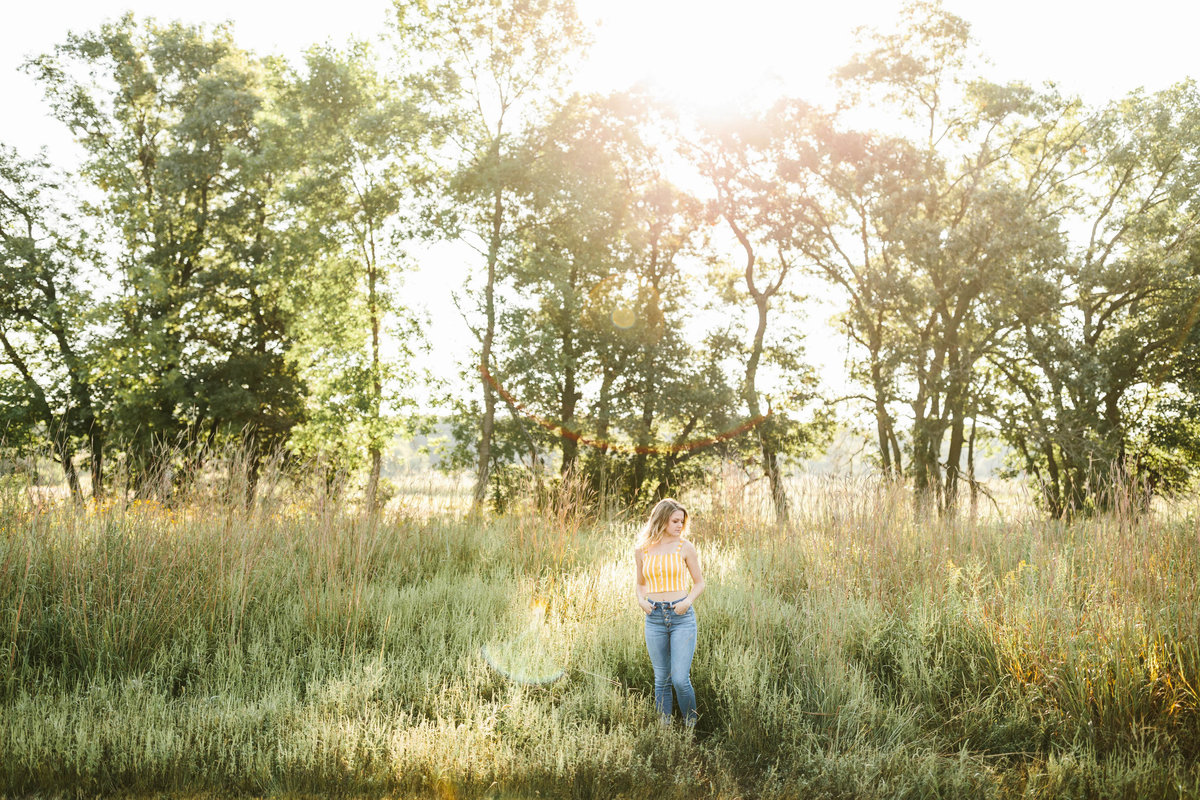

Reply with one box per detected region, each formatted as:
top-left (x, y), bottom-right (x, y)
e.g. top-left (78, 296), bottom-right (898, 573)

top-left (2, 475), bottom-right (1199, 799)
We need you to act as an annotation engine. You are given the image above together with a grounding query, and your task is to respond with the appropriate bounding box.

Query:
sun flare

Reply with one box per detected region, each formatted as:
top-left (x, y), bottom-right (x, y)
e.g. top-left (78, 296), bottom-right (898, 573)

top-left (575, 0), bottom-right (874, 115)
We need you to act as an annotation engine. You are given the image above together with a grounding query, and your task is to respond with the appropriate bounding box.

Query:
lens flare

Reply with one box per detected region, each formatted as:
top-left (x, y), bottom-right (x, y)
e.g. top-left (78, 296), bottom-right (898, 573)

top-left (481, 599), bottom-right (565, 685)
top-left (587, 274), bottom-right (653, 334)
top-left (611, 306), bottom-right (636, 328)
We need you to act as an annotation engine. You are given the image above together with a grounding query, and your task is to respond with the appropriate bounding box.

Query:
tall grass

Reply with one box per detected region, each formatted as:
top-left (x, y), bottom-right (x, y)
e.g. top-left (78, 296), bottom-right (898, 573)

top-left (1, 467), bottom-right (1198, 798)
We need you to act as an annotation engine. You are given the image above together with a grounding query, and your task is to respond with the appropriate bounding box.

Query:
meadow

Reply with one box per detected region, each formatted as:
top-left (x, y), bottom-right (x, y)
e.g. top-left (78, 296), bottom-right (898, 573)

top-left (1, 467), bottom-right (1198, 799)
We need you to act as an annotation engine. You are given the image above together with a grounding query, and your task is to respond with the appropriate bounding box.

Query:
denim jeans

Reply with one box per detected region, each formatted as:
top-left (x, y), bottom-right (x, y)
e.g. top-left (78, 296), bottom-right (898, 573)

top-left (644, 598), bottom-right (698, 726)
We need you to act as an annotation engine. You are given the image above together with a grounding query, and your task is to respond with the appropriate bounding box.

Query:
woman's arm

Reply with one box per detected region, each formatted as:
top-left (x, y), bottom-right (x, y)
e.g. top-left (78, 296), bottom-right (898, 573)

top-left (634, 547), bottom-right (652, 614)
top-left (674, 541), bottom-right (705, 614)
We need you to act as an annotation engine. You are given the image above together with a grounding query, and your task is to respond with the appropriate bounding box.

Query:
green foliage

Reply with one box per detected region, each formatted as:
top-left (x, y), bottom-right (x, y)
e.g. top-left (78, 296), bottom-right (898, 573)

top-left (697, 106), bottom-right (838, 519)
top-left (0, 145), bottom-right (102, 495)
top-left (277, 42), bottom-right (433, 493)
top-left (492, 92), bottom-right (758, 506)
top-left (389, 0), bottom-right (589, 510)
top-left (26, 16), bottom-right (306, 490)
top-left (826, 5), bottom-right (1073, 512)
top-left (761, 1), bottom-right (1200, 515)
top-left (9, 0), bottom-right (1200, 519)
top-left (992, 80), bottom-right (1200, 515)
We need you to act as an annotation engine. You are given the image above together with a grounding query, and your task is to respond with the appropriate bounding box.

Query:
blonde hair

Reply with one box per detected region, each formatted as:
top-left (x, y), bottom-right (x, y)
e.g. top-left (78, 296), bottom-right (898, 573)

top-left (636, 498), bottom-right (689, 551)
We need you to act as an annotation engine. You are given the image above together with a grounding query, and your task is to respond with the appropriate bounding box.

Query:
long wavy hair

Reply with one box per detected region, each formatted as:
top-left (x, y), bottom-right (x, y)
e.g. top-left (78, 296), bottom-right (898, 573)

top-left (635, 498), bottom-right (689, 551)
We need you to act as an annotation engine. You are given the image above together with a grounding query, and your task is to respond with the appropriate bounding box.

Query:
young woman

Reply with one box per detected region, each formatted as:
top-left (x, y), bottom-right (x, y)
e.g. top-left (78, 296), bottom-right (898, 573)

top-left (634, 498), bottom-right (706, 727)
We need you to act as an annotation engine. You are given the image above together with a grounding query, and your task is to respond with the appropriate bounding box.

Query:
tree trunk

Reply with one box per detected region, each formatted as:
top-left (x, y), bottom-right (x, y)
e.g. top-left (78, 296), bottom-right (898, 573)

top-left (870, 342), bottom-right (893, 478)
top-left (967, 414), bottom-right (978, 518)
top-left (940, 313), bottom-right (974, 515)
top-left (56, 439), bottom-right (82, 498)
top-left (632, 384), bottom-right (654, 501)
top-left (912, 313), bottom-right (951, 514)
top-left (559, 299), bottom-right (579, 474)
top-left (944, 399), bottom-right (967, 515)
top-left (472, 187), bottom-right (504, 512)
top-left (0, 328), bottom-right (83, 499)
top-left (48, 292), bottom-right (104, 498)
top-left (366, 236), bottom-right (383, 512)
top-left (89, 425), bottom-right (104, 499)
top-left (1043, 441), bottom-right (1064, 518)
top-left (746, 295), bottom-right (788, 522)
top-left (888, 428), bottom-right (903, 478)
top-left (910, 411), bottom-right (934, 512)
top-left (560, 375), bottom-right (579, 473)
top-left (244, 431), bottom-right (262, 510)
top-left (726, 216), bottom-right (789, 523)
top-left (590, 365), bottom-right (615, 508)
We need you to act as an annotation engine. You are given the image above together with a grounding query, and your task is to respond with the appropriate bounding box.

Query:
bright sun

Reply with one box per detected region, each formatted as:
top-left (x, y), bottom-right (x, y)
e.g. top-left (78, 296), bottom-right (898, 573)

top-left (574, 0), bottom-right (1200, 117)
top-left (573, 0), bottom-right (879, 115)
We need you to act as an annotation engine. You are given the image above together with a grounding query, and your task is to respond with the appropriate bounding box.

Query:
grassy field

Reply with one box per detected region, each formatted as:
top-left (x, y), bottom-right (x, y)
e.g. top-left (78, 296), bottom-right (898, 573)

top-left (1, 469), bottom-right (1198, 799)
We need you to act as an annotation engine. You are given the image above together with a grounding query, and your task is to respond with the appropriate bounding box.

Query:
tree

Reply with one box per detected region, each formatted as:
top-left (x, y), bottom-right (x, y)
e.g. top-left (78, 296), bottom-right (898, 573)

top-left (464, 92), bottom-right (755, 509)
top-left (280, 42), bottom-right (434, 507)
top-left (801, 1), bottom-right (1200, 516)
top-left (500, 93), bottom-right (630, 477)
top-left (389, 0), bottom-right (586, 512)
top-left (28, 16), bottom-right (305, 496)
top-left (993, 81), bottom-right (1200, 515)
top-left (1134, 318), bottom-right (1200, 499)
top-left (787, 1), bottom-right (1073, 514)
top-left (697, 113), bottom-right (832, 522)
top-left (0, 145), bottom-right (104, 496)
top-left (591, 113), bottom-right (736, 505)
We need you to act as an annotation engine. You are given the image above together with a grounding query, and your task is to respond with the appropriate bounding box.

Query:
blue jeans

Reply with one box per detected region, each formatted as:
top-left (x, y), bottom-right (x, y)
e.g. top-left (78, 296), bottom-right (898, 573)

top-left (644, 598), bottom-right (698, 726)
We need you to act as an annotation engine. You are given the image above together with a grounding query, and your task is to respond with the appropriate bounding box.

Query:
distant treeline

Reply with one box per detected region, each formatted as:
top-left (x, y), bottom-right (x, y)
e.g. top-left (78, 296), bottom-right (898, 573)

top-left (2, 0), bottom-right (1198, 517)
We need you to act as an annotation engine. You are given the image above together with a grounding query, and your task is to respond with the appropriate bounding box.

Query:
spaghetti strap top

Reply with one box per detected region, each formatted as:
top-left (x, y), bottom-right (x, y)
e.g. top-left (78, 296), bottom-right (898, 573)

top-left (642, 540), bottom-right (689, 594)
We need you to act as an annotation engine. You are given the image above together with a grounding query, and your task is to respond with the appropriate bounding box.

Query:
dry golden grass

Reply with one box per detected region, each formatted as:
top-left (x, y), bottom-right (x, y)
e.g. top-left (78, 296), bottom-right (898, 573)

top-left (1, 466), bottom-right (1198, 798)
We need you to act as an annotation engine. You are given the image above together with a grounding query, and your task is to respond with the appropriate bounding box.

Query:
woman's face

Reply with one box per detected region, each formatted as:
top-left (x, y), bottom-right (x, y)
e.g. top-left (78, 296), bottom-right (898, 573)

top-left (666, 510), bottom-right (686, 536)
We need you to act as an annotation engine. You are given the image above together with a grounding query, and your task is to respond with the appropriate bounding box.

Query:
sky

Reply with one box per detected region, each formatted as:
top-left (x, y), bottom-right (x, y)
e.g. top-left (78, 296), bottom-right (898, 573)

top-left (6, 0), bottom-right (1197, 167)
top-left (2, 0), bottom-right (1198, 406)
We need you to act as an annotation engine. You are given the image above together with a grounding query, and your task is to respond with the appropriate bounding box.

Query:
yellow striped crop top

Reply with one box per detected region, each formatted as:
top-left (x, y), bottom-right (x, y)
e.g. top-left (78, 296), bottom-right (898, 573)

top-left (642, 541), bottom-right (689, 594)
